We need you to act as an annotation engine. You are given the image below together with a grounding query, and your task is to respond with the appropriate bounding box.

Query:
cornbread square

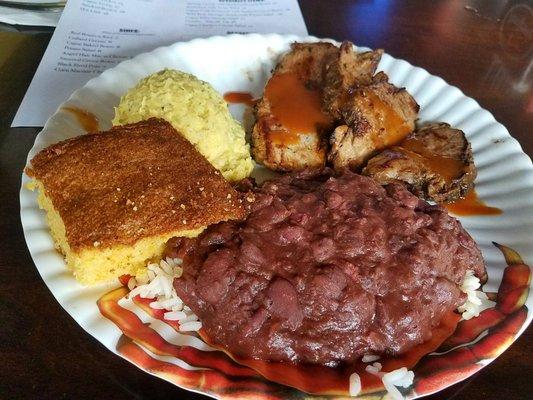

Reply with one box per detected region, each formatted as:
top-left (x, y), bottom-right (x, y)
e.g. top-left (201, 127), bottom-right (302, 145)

top-left (26, 118), bottom-right (249, 285)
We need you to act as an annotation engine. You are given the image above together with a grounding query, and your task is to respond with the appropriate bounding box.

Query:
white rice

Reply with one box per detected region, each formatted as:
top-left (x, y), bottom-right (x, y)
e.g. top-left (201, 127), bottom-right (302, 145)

top-left (127, 257), bottom-right (202, 331)
top-left (365, 362), bottom-right (383, 376)
top-left (351, 269), bottom-right (494, 398)
top-left (362, 354), bottom-right (381, 363)
top-left (129, 264), bottom-right (490, 398)
top-left (458, 270), bottom-right (495, 320)
top-left (361, 360), bottom-right (413, 399)
top-left (349, 372), bottom-right (362, 396)
top-left (148, 301), bottom-right (165, 310)
top-left (163, 310), bottom-right (187, 321)
top-left (179, 313), bottom-right (202, 324)
top-left (179, 321), bottom-right (203, 332)
top-left (382, 367), bottom-right (414, 400)
top-left (127, 277), bottom-right (137, 291)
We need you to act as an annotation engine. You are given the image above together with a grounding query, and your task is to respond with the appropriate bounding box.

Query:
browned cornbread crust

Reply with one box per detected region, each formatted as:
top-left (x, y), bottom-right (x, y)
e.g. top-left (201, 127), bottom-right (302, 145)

top-left (26, 118), bottom-right (248, 252)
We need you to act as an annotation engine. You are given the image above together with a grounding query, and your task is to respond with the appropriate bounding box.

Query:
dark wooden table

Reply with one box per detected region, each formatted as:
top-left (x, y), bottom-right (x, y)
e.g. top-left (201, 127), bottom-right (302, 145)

top-left (1, 1), bottom-right (532, 399)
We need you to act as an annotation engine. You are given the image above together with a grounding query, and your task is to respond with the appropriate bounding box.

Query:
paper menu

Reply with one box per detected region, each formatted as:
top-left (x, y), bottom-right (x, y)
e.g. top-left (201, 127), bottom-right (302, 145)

top-left (12, 0), bottom-right (308, 127)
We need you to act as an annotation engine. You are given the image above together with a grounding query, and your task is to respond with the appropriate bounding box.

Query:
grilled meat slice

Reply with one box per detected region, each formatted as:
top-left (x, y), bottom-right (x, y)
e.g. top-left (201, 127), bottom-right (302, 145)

top-left (371, 71), bottom-right (389, 83)
top-left (274, 42), bottom-right (339, 83)
top-left (329, 79), bottom-right (419, 170)
top-left (363, 123), bottom-right (476, 203)
top-left (323, 41), bottom-right (384, 119)
top-left (252, 42), bottom-right (338, 171)
top-left (251, 106), bottom-right (331, 171)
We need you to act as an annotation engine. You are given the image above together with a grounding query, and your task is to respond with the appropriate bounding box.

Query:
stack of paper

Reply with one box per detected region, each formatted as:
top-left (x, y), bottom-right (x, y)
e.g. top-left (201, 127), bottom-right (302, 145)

top-left (12, 0), bottom-right (308, 127)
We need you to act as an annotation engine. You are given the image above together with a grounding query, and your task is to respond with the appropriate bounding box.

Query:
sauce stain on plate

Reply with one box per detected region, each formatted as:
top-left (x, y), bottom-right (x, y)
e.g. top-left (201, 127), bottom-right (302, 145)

top-left (446, 189), bottom-right (502, 216)
top-left (62, 106), bottom-right (99, 132)
top-left (223, 91), bottom-right (257, 107)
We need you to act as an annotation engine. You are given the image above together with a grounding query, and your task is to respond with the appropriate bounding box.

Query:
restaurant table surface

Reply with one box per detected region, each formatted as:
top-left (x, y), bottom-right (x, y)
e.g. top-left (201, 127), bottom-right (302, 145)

top-left (1, 0), bottom-right (531, 399)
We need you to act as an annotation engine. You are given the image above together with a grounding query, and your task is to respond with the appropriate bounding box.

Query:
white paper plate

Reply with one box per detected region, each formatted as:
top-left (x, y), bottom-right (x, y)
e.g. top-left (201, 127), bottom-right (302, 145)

top-left (20, 34), bottom-right (533, 399)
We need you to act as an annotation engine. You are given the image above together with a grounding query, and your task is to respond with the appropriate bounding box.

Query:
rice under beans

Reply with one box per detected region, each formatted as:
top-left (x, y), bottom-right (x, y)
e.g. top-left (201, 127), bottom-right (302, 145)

top-left (127, 257), bottom-right (202, 332)
top-left (458, 270), bottom-right (494, 320)
top-left (382, 368), bottom-right (415, 400)
top-left (128, 262), bottom-right (488, 398)
top-left (365, 362), bottom-right (383, 376)
top-left (350, 270), bottom-right (492, 398)
top-left (362, 354), bottom-right (381, 363)
top-left (356, 361), bottom-right (415, 400)
top-left (349, 372), bottom-right (362, 396)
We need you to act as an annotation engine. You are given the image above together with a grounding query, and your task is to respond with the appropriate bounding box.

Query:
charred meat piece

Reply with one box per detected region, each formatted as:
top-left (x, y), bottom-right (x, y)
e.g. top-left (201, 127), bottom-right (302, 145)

top-left (323, 41), bottom-right (384, 119)
top-left (329, 79), bottom-right (419, 170)
top-left (363, 123), bottom-right (476, 203)
top-left (252, 43), bottom-right (338, 172)
top-left (273, 42), bottom-right (339, 83)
